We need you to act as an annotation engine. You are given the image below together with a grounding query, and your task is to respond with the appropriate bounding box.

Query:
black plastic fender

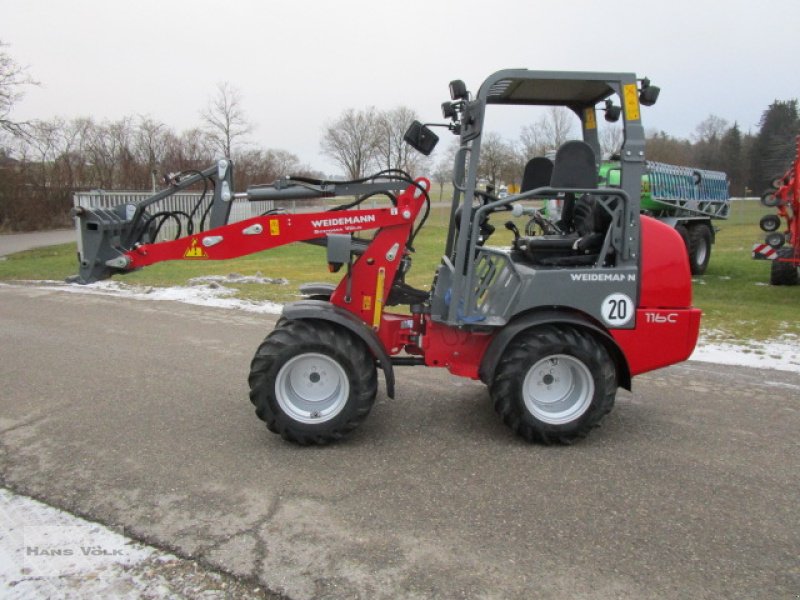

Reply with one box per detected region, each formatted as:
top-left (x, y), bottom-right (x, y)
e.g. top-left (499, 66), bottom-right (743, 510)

top-left (281, 300), bottom-right (395, 398)
top-left (298, 282), bottom-right (336, 298)
top-left (478, 309), bottom-right (632, 391)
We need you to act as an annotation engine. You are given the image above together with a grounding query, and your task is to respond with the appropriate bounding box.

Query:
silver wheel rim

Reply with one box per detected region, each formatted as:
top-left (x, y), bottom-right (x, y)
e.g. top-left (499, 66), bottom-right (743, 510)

top-left (522, 354), bottom-right (594, 425)
top-left (275, 353), bottom-right (349, 424)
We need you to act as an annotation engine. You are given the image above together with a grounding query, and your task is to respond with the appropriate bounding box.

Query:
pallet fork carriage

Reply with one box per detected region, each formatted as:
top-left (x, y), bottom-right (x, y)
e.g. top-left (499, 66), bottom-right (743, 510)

top-left (72, 69), bottom-right (701, 444)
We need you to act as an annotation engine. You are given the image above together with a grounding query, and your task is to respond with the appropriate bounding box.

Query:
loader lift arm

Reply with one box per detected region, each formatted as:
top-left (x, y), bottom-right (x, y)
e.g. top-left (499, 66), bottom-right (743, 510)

top-left (72, 163), bottom-right (430, 287)
top-left (110, 193), bottom-right (424, 271)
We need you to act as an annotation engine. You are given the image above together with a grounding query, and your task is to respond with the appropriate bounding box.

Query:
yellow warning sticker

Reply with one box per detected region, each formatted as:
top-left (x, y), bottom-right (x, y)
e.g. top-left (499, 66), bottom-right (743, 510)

top-left (362, 296), bottom-right (372, 311)
top-left (373, 268), bottom-right (385, 329)
top-left (269, 219), bottom-right (280, 236)
top-left (183, 238), bottom-right (208, 259)
top-left (623, 84), bottom-right (640, 121)
top-left (584, 108), bottom-right (597, 130)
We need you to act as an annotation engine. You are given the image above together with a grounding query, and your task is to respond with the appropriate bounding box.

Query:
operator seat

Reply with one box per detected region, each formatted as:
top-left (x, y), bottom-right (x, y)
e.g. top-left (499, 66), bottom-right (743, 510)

top-left (513, 141), bottom-right (610, 266)
top-left (521, 156), bottom-right (553, 192)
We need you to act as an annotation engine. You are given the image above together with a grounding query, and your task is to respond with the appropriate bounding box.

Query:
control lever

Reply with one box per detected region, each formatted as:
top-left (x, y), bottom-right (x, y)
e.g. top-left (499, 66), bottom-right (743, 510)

top-left (504, 221), bottom-right (520, 242)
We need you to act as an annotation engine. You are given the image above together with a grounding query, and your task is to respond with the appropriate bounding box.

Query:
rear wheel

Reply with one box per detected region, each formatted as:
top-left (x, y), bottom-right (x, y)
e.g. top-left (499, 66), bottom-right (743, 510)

top-left (490, 325), bottom-right (617, 444)
top-left (687, 223), bottom-right (712, 275)
top-left (770, 247), bottom-right (799, 286)
top-left (249, 319), bottom-right (377, 444)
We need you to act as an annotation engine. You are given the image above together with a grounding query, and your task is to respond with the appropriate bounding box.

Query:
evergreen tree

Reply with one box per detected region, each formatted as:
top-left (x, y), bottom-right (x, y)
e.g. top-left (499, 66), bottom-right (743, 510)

top-left (749, 100), bottom-right (799, 191)
top-left (719, 123), bottom-right (744, 195)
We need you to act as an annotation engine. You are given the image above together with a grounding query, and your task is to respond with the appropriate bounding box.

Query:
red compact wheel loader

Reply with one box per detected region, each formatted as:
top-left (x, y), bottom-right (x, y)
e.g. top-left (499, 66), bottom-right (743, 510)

top-left (72, 70), bottom-right (701, 444)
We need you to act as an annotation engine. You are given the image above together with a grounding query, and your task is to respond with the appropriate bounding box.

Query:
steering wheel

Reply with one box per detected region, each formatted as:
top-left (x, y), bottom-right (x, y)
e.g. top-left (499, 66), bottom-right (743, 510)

top-left (526, 210), bottom-right (561, 236)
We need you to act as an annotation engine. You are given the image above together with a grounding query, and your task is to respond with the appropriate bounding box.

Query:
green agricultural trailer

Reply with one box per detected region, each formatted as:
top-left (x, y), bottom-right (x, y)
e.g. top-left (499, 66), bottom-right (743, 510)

top-left (599, 161), bottom-right (730, 274)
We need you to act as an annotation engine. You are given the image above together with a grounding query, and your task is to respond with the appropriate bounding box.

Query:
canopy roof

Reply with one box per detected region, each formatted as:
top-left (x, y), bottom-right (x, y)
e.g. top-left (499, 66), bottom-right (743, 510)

top-left (480, 70), bottom-right (633, 107)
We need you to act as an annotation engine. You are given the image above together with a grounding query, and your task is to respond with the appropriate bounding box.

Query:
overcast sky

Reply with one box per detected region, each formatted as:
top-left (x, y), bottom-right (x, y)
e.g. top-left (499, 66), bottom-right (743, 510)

top-left (3, 0), bottom-right (799, 175)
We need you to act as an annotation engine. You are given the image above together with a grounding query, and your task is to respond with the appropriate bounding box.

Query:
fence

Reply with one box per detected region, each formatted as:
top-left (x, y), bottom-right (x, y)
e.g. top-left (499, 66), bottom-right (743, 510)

top-left (73, 190), bottom-right (274, 242)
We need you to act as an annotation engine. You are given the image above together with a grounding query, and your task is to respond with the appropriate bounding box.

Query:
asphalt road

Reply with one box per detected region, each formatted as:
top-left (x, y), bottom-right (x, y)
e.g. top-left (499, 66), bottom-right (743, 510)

top-left (1, 283), bottom-right (798, 599)
top-left (0, 229), bottom-right (76, 257)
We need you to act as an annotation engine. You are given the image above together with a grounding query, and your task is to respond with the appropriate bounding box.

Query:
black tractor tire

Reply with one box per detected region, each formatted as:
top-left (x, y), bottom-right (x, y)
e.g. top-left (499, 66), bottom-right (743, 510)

top-left (761, 189), bottom-right (781, 207)
top-left (759, 214), bottom-right (781, 233)
top-left (675, 223), bottom-right (689, 249)
top-left (770, 247), bottom-right (799, 286)
top-left (249, 319), bottom-right (378, 444)
top-left (490, 325), bottom-right (617, 445)
top-left (687, 223), bottom-right (713, 275)
top-left (675, 224), bottom-right (692, 270)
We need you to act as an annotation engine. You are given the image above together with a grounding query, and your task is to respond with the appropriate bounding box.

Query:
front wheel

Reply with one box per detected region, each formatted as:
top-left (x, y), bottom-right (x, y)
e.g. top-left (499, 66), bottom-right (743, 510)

top-left (249, 319), bottom-right (378, 444)
top-left (490, 325), bottom-right (617, 444)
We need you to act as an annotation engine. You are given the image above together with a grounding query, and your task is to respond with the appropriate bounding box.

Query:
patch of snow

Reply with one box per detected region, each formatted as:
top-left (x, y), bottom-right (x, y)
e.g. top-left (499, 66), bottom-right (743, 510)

top-left (0, 487), bottom-right (154, 598)
top-left (14, 280), bottom-right (283, 314)
top-left (691, 336), bottom-right (800, 373)
top-left (0, 488), bottom-right (266, 599)
top-left (188, 272), bottom-right (288, 286)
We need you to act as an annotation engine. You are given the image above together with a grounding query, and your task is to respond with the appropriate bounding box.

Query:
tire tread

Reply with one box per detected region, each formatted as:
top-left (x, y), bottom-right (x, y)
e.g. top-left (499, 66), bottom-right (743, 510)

top-left (249, 319), bottom-right (378, 444)
top-left (490, 325), bottom-right (616, 444)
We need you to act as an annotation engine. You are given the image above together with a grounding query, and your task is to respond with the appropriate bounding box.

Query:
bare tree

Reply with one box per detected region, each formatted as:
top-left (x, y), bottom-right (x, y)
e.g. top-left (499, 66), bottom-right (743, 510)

top-left (201, 82), bottom-right (253, 158)
top-left (58, 117), bottom-right (93, 188)
top-left (543, 107), bottom-right (576, 149)
top-left (645, 129), bottom-right (693, 165)
top-left (375, 106), bottom-right (422, 175)
top-left (82, 117), bottom-right (136, 188)
top-left (134, 117), bottom-right (168, 169)
top-left (27, 118), bottom-right (62, 183)
top-left (693, 115), bottom-right (729, 144)
top-left (232, 148), bottom-right (310, 188)
top-left (600, 124), bottom-right (624, 158)
top-left (478, 132), bottom-right (516, 186)
top-left (164, 127), bottom-right (215, 171)
top-left (320, 107), bottom-right (381, 179)
top-left (519, 107), bottom-right (576, 159)
top-left (427, 140), bottom-right (458, 200)
top-left (0, 40), bottom-right (37, 138)
top-left (519, 123), bottom-right (547, 160)
top-left (263, 148), bottom-right (303, 178)
top-left (691, 114), bottom-right (730, 171)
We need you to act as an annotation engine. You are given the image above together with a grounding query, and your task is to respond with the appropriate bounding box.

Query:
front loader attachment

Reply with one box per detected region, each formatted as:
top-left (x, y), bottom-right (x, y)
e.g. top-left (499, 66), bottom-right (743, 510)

top-left (69, 160), bottom-right (235, 284)
top-left (70, 204), bottom-right (141, 284)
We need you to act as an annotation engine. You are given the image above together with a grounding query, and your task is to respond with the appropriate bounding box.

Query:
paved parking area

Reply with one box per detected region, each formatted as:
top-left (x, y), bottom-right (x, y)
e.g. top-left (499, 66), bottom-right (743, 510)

top-left (1, 283), bottom-right (798, 599)
top-left (0, 229), bottom-right (75, 257)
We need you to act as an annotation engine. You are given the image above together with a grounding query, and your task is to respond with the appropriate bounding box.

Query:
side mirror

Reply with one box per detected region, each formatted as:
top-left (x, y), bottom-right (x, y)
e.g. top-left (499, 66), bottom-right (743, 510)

top-left (639, 78), bottom-right (660, 106)
top-left (404, 121), bottom-right (439, 156)
top-left (604, 100), bottom-right (621, 122)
